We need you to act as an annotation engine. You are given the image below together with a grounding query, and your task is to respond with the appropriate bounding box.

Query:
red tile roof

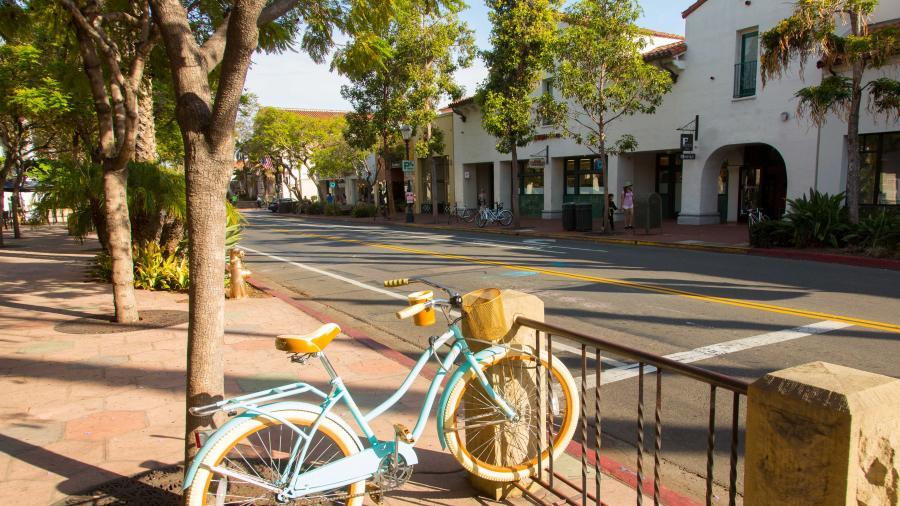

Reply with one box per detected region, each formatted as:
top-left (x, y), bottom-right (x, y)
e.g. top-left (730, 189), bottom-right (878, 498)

top-left (638, 28), bottom-right (685, 41)
top-left (643, 41), bottom-right (687, 62)
top-left (681, 0), bottom-right (708, 19)
top-left (280, 108), bottom-right (347, 120)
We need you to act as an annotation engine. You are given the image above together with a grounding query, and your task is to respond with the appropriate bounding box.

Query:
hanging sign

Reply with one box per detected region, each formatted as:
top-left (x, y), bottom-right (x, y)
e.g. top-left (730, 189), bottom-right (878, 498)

top-left (680, 133), bottom-right (694, 152)
top-left (528, 158), bottom-right (545, 169)
top-left (681, 153), bottom-right (696, 160)
top-left (329, 181), bottom-right (336, 188)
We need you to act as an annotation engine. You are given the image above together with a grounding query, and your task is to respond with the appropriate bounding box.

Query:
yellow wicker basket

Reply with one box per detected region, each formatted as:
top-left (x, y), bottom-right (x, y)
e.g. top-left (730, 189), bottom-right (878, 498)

top-left (460, 288), bottom-right (508, 341)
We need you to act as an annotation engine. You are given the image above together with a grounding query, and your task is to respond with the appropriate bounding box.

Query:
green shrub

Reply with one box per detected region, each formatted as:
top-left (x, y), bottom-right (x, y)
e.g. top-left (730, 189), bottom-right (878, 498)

top-left (323, 203), bottom-right (341, 216)
top-left (845, 210), bottom-right (900, 250)
top-left (749, 219), bottom-right (795, 248)
top-left (93, 241), bottom-right (189, 291)
top-left (785, 189), bottom-right (850, 248)
top-left (352, 203), bottom-right (377, 218)
top-left (301, 199), bottom-right (323, 214)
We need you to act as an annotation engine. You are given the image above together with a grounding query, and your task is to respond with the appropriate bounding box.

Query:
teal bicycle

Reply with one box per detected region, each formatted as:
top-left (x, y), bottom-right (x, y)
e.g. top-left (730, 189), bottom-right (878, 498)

top-left (183, 278), bottom-right (578, 505)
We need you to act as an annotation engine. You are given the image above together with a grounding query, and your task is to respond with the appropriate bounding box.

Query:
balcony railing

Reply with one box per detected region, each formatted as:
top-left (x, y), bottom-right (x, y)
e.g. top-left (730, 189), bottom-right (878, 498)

top-left (733, 61), bottom-right (757, 98)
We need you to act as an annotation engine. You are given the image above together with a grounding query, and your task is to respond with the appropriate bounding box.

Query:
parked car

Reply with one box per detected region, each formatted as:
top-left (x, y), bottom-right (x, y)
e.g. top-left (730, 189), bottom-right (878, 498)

top-left (268, 198), bottom-right (298, 213)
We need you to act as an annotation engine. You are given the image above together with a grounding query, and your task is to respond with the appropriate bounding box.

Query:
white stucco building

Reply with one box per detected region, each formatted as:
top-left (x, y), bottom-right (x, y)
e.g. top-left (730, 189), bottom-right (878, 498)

top-left (446, 0), bottom-right (900, 224)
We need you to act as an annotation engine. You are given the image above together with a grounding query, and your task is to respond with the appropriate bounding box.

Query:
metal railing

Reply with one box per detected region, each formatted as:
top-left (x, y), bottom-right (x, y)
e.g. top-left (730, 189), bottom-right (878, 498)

top-left (513, 316), bottom-right (750, 506)
top-left (733, 61), bottom-right (757, 98)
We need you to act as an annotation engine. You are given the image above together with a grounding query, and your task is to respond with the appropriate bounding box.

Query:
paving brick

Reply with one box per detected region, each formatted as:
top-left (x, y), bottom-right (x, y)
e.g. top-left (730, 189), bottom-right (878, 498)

top-left (64, 411), bottom-right (147, 441)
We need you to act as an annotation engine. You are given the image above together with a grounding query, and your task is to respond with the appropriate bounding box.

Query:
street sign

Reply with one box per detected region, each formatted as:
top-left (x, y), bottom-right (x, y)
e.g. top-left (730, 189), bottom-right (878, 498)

top-left (329, 181), bottom-right (336, 188)
top-left (528, 157), bottom-right (545, 169)
top-left (680, 133), bottom-right (694, 151)
top-left (681, 152), bottom-right (696, 160)
top-left (402, 160), bottom-right (415, 172)
top-left (593, 158), bottom-right (603, 172)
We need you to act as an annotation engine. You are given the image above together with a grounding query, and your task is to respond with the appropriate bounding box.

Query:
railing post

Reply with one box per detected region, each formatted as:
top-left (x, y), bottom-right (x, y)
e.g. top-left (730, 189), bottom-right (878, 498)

top-left (745, 361), bottom-right (900, 506)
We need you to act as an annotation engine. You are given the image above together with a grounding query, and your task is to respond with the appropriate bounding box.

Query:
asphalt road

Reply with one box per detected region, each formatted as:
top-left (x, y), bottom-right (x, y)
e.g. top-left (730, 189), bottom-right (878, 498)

top-left (238, 209), bottom-right (900, 501)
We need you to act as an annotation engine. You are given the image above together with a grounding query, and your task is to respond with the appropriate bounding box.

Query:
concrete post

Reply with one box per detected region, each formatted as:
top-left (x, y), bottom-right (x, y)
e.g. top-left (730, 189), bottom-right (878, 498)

top-left (745, 361), bottom-right (900, 506)
top-left (465, 289), bottom-right (544, 500)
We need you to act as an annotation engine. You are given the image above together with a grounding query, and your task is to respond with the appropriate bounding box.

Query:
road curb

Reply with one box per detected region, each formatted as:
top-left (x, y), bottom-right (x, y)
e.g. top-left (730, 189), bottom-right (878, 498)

top-left (258, 211), bottom-right (900, 270)
top-left (245, 274), bottom-right (702, 506)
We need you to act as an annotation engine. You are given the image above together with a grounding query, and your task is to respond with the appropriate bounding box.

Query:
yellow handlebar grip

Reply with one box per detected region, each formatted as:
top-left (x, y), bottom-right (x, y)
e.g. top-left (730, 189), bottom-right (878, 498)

top-left (384, 278), bottom-right (410, 288)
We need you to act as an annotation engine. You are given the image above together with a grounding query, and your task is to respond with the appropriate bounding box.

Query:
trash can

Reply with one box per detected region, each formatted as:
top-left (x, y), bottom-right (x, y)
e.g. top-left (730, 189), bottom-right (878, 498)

top-left (575, 202), bottom-right (592, 232)
top-left (562, 203), bottom-right (576, 231)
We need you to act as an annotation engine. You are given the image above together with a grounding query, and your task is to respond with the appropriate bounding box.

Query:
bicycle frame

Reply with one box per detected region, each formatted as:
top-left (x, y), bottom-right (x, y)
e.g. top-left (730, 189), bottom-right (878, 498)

top-left (183, 323), bottom-right (517, 500)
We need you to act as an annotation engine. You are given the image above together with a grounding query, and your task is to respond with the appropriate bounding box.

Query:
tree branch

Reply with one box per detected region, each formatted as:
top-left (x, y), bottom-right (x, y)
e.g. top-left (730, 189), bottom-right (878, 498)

top-left (197, 0), bottom-right (300, 70)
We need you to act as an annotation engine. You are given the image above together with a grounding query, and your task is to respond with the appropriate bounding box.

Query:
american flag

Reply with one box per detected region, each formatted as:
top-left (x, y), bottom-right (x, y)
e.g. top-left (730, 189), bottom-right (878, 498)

top-left (261, 156), bottom-right (273, 169)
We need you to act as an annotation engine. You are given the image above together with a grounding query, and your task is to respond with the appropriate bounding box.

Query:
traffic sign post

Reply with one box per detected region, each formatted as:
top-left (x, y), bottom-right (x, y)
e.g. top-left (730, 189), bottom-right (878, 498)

top-left (402, 160), bottom-right (415, 173)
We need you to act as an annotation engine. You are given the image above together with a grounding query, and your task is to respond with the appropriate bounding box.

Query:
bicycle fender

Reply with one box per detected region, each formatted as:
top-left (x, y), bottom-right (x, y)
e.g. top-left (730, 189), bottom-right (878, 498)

top-left (436, 345), bottom-right (508, 449)
top-left (182, 401), bottom-right (361, 491)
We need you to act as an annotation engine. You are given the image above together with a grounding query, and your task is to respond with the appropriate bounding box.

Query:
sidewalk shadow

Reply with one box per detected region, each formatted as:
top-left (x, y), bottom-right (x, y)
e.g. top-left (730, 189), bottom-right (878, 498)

top-left (0, 433), bottom-right (180, 503)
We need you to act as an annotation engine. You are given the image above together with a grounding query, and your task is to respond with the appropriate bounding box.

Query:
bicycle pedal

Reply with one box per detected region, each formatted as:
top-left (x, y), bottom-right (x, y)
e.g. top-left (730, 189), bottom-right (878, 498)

top-left (393, 423), bottom-right (414, 444)
top-left (366, 483), bottom-right (384, 504)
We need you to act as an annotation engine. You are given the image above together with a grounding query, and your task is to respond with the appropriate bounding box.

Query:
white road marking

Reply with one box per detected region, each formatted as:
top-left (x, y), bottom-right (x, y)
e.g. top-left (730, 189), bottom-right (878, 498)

top-left (241, 246), bottom-right (407, 301)
top-left (577, 320), bottom-right (853, 388)
top-left (247, 214), bottom-right (607, 253)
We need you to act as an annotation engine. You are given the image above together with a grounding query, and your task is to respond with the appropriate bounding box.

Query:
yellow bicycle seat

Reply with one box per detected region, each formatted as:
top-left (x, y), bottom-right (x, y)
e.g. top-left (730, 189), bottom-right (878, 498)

top-left (275, 323), bottom-right (340, 353)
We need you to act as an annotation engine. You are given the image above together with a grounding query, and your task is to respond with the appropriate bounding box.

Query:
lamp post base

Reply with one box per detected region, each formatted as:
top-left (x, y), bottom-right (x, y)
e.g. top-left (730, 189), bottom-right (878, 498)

top-left (406, 208), bottom-right (414, 223)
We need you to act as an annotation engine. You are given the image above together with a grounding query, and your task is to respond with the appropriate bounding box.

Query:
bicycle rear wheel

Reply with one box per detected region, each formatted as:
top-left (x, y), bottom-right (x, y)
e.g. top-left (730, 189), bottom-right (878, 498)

top-left (185, 409), bottom-right (365, 506)
top-left (475, 212), bottom-right (487, 228)
top-left (441, 349), bottom-right (578, 482)
top-left (498, 210), bottom-right (513, 227)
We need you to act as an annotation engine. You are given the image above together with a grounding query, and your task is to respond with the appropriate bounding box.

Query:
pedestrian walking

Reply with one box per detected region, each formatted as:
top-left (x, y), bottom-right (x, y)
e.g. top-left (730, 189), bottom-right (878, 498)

top-left (606, 193), bottom-right (618, 231)
top-left (621, 182), bottom-right (634, 229)
top-left (326, 193), bottom-right (334, 205)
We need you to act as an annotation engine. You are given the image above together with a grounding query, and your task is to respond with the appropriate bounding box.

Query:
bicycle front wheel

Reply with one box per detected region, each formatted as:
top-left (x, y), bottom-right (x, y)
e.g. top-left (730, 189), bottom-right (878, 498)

top-left (475, 213), bottom-right (487, 228)
top-left (185, 409), bottom-right (365, 506)
top-left (441, 349), bottom-right (578, 482)
top-left (462, 209), bottom-right (475, 223)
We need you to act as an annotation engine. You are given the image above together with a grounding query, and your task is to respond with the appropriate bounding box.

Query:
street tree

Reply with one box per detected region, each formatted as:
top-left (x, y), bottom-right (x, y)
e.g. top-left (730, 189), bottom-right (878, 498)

top-left (760, 0), bottom-right (900, 223)
top-left (479, 0), bottom-right (560, 228)
top-left (146, 0), bottom-right (404, 461)
top-left (339, 5), bottom-right (474, 217)
top-left (539, 0), bottom-right (672, 231)
top-left (59, 0), bottom-right (160, 323)
top-left (0, 44), bottom-right (71, 246)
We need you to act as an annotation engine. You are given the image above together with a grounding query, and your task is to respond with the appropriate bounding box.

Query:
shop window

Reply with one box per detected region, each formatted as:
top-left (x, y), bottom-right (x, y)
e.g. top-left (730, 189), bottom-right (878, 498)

top-left (519, 166), bottom-right (544, 195)
top-left (859, 132), bottom-right (900, 205)
top-left (563, 156), bottom-right (603, 195)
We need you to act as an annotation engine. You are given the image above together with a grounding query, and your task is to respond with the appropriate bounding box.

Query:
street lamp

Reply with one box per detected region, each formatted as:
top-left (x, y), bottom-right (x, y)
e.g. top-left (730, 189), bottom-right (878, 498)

top-left (400, 125), bottom-right (414, 223)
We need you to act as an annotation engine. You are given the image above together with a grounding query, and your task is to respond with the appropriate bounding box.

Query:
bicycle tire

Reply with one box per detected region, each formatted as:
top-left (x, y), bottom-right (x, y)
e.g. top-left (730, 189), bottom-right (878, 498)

top-left (462, 209), bottom-right (475, 223)
top-left (498, 210), bottom-right (513, 227)
top-left (441, 349), bottom-right (578, 482)
top-left (475, 213), bottom-right (487, 228)
top-left (185, 409), bottom-right (365, 506)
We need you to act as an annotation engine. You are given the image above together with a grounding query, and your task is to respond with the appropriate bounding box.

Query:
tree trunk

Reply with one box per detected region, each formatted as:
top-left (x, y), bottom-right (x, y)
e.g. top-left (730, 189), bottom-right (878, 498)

top-left (0, 186), bottom-right (5, 247)
top-left (431, 155), bottom-right (439, 223)
top-left (846, 13), bottom-right (864, 224)
top-left (103, 163), bottom-right (140, 323)
top-left (183, 143), bottom-right (230, 462)
top-left (12, 167), bottom-right (23, 239)
top-left (599, 126), bottom-right (609, 234)
top-left (510, 146), bottom-right (520, 228)
top-left (382, 149), bottom-right (394, 213)
top-left (135, 77), bottom-right (158, 163)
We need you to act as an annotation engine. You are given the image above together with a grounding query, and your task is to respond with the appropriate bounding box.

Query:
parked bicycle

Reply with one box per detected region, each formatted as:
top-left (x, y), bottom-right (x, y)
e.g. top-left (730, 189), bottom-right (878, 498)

top-left (182, 278), bottom-right (578, 505)
top-left (746, 207), bottom-right (767, 228)
top-left (476, 202), bottom-right (513, 228)
top-left (447, 203), bottom-right (476, 224)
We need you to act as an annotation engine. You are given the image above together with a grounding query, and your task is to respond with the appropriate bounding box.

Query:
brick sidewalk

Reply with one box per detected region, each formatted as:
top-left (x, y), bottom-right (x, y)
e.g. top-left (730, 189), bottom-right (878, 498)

top-left (0, 227), bottom-right (650, 505)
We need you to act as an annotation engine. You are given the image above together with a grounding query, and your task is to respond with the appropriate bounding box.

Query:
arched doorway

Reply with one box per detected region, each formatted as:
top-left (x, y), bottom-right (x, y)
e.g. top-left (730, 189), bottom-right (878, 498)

top-left (739, 144), bottom-right (787, 220)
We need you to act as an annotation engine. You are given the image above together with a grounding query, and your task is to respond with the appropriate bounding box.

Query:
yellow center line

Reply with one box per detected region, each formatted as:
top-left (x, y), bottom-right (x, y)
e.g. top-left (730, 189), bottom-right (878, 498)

top-left (292, 231), bottom-right (900, 334)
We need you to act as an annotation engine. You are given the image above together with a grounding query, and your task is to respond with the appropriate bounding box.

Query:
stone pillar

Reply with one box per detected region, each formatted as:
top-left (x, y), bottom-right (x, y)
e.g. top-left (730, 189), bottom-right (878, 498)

top-left (542, 158), bottom-right (563, 220)
top-left (466, 289), bottom-right (544, 500)
top-left (745, 361), bottom-right (900, 506)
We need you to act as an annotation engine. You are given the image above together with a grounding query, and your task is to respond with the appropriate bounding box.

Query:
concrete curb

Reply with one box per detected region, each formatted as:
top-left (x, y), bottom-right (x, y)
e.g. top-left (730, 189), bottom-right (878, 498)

top-left (260, 211), bottom-right (900, 270)
top-left (245, 274), bottom-right (701, 506)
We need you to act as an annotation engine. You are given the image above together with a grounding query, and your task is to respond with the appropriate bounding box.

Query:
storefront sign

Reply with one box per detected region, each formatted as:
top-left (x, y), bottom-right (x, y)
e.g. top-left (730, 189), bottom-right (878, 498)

top-left (402, 160), bottom-right (415, 172)
top-left (464, 170), bottom-right (471, 179)
top-left (528, 158), bottom-right (545, 169)
top-left (681, 152), bottom-right (696, 160)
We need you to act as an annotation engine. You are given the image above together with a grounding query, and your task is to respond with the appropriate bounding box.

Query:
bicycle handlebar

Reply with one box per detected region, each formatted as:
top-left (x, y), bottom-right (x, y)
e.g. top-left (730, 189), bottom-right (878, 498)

top-left (396, 302), bottom-right (429, 320)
